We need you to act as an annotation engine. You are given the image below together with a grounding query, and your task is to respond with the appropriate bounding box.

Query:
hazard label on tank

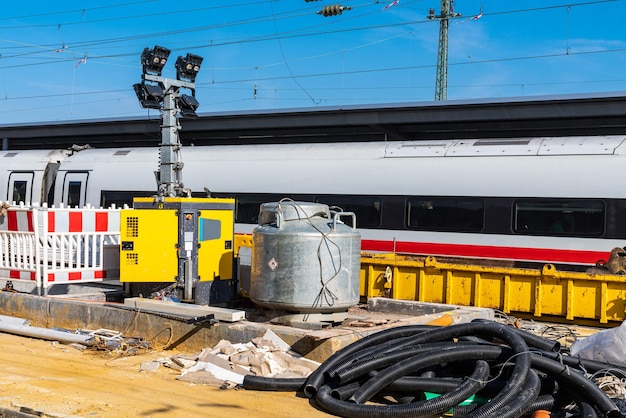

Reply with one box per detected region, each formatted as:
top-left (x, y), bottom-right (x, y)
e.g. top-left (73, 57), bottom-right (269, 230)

top-left (268, 258), bottom-right (278, 271)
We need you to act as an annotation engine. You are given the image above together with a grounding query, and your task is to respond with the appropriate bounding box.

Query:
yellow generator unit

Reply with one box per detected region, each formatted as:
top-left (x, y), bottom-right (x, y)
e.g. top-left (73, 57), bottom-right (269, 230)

top-left (120, 197), bottom-right (235, 305)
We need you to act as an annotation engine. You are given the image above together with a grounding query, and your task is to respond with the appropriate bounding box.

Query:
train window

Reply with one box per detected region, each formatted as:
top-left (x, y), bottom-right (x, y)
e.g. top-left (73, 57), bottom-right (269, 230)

top-left (12, 181), bottom-right (27, 203)
top-left (67, 181), bottom-right (82, 208)
top-left (233, 194), bottom-right (299, 224)
top-left (315, 195), bottom-right (381, 228)
top-left (513, 200), bottom-right (605, 237)
top-left (406, 197), bottom-right (484, 232)
top-left (234, 196), bottom-right (266, 224)
top-left (7, 172), bottom-right (33, 204)
top-left (62, 172), bottom-right (88, 208)
top-left (101, 191), bottom-right (155, 208)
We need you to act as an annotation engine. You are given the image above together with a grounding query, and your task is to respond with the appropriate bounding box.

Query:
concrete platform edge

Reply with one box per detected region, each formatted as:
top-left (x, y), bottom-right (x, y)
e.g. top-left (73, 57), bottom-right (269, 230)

top-left (0, 292), bottom-right (495, 363)
top-left (0, 292), bottom-right (361, 362)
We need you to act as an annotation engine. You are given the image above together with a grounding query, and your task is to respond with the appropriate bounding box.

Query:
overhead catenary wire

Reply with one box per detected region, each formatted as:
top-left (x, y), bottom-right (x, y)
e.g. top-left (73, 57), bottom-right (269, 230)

top-left (0, 1), bottom-right (273, 29)
top-left (0, 0), bottom-right (621, 121)
top-left (8, 0), bottom-right (617, 52)
top-left (0, 1), bottom-right (615, 61)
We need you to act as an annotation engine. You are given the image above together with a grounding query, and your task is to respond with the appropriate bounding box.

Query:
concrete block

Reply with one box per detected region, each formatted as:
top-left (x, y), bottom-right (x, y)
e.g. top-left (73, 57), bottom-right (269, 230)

top-left (124, 297), bottom-right (246, 322)
top-left (367, 297), bottom-right (494, 323)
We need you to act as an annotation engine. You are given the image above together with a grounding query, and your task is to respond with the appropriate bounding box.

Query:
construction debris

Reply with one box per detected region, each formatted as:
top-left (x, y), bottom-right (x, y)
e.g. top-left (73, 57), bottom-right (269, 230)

top-left (154, 329), bottom-right (320, 387)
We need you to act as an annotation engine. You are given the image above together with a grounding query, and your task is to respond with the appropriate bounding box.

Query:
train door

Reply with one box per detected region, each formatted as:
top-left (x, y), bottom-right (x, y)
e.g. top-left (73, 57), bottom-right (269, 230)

top-left (7, 172), bottom-right (34, 204)
top-left (61, 172), bottom-right (88, 208)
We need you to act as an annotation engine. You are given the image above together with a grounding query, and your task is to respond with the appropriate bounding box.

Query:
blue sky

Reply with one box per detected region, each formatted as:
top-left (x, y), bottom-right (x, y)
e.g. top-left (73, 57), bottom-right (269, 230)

top-left (0, 0), bottom-right (624, 125)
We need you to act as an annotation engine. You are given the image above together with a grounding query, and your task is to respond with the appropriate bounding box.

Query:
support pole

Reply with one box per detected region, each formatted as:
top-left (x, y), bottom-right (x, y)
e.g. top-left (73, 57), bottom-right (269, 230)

top-left (159, 90), bottom-right (184, 198)
top-left (428, 0), bottom-right (461, 101)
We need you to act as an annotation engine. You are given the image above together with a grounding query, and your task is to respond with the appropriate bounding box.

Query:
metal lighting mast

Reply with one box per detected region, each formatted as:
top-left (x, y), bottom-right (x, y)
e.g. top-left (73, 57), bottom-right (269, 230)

top-left (133, 45), bottom-right (203, 198)
top-left (428, 1), bottom-right (461, 101)
top-left (128, 46), bottom-right (236, 305)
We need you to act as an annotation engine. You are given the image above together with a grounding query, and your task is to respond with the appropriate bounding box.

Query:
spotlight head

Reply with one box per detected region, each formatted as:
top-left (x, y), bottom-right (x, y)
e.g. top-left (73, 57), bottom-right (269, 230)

top-left (177, 94), bottom-right (200, 118)
top-left (175, 53), bottom-right (203, 82)
top-left (141, 45), bottom-right (171, 75)
top-left (133, 83), bottom-right (164, 109)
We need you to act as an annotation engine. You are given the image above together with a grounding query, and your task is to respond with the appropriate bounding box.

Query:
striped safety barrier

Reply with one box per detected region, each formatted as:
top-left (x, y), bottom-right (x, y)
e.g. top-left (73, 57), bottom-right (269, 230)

top-left (0, 209), bottom-right (34, 232)
top-left (0, 206), bottom-right (38, 283)
top-left (47, 210), bottom-right (120, 234)
top-left (0, 203), bottom-right (121, 294)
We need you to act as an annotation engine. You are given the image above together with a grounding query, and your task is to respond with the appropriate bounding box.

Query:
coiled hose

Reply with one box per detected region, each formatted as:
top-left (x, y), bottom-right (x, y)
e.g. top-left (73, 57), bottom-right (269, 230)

top-left (241, 319), bottom-right (623, 418)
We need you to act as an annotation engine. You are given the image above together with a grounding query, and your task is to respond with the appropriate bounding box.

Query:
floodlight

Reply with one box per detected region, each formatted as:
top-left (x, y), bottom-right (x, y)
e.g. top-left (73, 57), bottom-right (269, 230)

top-left (141, 45), bottom-right (171, 75)
top-left (133, 83), bottom-right (164, 109)
top-left (175, 53), bottom-right (203, 82)
top-left (177, 94), bottom-right (200, 118)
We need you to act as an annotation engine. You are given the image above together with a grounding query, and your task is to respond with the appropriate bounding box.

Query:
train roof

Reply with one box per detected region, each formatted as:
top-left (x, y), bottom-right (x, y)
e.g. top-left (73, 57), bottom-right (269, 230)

top-left (0, 149), bottom-right (71, 163)
top-left (1, 91), bottom-right (626, 150)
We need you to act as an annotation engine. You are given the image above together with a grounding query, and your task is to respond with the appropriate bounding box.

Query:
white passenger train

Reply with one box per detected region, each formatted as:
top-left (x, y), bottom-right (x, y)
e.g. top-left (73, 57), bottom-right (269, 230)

top-left (2, 135), bottom-right (626, 268)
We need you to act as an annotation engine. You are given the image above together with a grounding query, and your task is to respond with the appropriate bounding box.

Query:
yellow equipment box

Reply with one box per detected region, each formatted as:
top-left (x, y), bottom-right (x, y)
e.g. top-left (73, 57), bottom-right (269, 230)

top-left (120, 197), bottom-right (235, 284)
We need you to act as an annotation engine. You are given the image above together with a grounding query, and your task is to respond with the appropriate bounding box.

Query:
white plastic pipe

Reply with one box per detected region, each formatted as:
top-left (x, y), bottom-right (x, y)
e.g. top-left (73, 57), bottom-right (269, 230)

top-left (0, 314), bottom-right (95, 346)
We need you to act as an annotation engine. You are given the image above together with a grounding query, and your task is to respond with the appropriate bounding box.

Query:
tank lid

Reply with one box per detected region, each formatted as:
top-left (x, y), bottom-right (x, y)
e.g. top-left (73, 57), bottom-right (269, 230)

top-left (259, 201), bottom-right (329, 225)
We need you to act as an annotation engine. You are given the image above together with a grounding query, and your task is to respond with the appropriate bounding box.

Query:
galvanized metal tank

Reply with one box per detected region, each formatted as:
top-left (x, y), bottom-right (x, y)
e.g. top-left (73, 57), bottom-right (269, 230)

top-left (250, 201), bottom-right (361, 313)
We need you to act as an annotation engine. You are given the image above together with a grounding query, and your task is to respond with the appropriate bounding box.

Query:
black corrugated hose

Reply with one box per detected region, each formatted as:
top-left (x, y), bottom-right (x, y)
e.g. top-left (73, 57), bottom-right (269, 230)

top-left (241, 320), bottom-right (624, 417)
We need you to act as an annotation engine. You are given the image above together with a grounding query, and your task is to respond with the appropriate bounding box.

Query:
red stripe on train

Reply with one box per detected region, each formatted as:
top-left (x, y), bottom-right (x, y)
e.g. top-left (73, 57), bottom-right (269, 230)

top-left (361, 240), bottom-right (609, 265)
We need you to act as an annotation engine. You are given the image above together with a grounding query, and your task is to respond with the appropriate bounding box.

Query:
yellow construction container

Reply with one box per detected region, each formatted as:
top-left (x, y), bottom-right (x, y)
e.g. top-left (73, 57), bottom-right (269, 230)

top-left (233, 235), bottom-right (626, 325)
top-left (361, 253), bottom-right (626, 325)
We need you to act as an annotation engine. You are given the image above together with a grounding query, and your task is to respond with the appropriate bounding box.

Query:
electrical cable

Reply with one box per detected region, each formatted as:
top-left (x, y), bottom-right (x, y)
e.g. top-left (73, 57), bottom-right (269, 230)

top-left (275, 198), bottom-right (346, 313)
top-left (242, 319), bottom-right (623, 418)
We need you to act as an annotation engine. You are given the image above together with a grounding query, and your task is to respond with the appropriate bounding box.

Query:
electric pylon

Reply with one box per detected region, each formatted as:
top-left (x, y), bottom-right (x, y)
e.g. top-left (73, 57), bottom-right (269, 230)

top-left (428, 1), bottom-right (461, 101)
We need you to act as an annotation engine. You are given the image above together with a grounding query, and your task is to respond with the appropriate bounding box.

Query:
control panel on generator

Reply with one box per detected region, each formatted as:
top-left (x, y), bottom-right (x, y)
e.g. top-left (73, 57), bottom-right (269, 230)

top-left (120, 197), bottom-right (235, 304)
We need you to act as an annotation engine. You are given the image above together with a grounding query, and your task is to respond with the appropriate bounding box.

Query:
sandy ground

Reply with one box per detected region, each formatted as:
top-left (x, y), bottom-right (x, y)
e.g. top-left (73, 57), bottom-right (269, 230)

top-left (0, 332), bottom-right (332, 418)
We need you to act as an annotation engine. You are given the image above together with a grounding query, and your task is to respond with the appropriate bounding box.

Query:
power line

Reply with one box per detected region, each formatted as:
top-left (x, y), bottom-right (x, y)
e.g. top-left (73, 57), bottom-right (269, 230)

top-left (196, 46), bottom-right (626, 85)
top-left (0, 1), bottom-right (272, 29)
top-left (0, 0), bottom-right (621, 120)
top-left (0, 1), bottom-right (614, 60)
top-left (2, 45), bottom-right (623, 102)
top-left (0, 0), bottom-right (156, 21)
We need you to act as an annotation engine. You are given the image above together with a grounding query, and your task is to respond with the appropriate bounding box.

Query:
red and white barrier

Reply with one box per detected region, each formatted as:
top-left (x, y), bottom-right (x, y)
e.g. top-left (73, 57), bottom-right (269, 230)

top-left (0, 210), bottom-right (34, 232)
top-left (0, 205), bottom-right (39, 285)
top-left (0, 203), bottom-right (120, 294)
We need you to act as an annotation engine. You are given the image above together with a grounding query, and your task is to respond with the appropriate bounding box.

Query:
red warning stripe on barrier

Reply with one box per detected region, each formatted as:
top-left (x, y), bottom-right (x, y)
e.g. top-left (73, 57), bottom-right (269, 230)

top-left (5, 211), bottom-right (34, 232)
top-left (48, 211), bottom-right (55, 232)
top-left (96, 212), bottom-right (108, 232)
top-left (8, 270), bottom-right (36, 280)
top-left (47, 270), bottom-right (106, 282)
top-left (47, 210), bottom-right (115, 233)
top-left (69, 212), bottom-right (82, 232)
top-left (7, 212), bottom-right (16, 230)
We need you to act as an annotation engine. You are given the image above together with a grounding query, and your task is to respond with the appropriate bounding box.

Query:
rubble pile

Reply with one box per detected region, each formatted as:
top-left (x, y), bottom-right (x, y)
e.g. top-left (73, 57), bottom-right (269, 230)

top-left (143, 329), bottom-right (320, 387)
